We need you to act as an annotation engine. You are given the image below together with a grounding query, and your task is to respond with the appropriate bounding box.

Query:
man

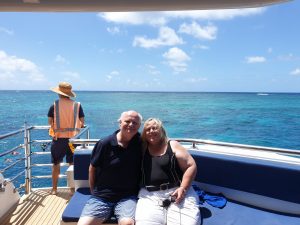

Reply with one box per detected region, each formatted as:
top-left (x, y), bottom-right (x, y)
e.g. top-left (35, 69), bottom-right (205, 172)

top-left (48, 82), bottom-right (85, 195)
top-left (78, 110), bottom-right (143, 225)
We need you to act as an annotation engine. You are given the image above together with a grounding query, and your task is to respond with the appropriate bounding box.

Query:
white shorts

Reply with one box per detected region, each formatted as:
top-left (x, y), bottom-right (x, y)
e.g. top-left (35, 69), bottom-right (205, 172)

top-left (135, 186), bottom-right (200, 225)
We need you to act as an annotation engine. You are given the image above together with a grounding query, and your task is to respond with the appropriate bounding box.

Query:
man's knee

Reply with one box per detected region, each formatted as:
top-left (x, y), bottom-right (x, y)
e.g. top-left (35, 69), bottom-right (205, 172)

top-left (119, 218), bottom-right (134, 225)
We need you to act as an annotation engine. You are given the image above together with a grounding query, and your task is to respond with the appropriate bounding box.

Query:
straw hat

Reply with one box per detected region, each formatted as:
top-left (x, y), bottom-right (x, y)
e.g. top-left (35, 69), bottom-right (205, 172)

top-left (51, 82), bottom-right (76, 98)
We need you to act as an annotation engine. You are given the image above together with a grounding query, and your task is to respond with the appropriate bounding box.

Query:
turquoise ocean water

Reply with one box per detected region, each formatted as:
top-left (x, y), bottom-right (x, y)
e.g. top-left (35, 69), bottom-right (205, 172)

top-left (1, 91), bottom-right (300, 189)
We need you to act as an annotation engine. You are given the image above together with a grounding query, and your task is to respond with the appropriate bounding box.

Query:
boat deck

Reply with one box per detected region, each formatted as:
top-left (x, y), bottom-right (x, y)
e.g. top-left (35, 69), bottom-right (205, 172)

top-left (0, 188), bottom-right (71, 225)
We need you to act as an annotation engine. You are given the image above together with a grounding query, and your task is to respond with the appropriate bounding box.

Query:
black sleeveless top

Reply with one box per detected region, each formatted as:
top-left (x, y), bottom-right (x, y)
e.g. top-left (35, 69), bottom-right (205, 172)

top-left (141, 141), bottom-right (183, 186)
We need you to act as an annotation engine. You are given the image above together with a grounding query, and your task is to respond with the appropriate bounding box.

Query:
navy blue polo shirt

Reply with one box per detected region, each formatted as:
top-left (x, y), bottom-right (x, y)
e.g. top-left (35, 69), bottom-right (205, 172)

top-left (91, 130), bottom-right (142, 202)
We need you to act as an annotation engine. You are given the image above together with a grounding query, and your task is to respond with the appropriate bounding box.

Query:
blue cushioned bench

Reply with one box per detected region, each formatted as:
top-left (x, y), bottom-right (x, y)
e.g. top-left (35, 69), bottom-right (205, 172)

top-left (62, 148), bottom-right (300, 225)
top-left (62, 188), bottom-right (117, 223)
top-left (191, 149), bottom-right (300, 225)
top-left (200, 200), bottom-right (300, 225)
top-left (191, 150), bottom-right (300, 204)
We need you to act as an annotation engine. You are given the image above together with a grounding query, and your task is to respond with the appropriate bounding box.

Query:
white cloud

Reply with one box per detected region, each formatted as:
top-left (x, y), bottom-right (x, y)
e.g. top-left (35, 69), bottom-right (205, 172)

top-left (278, 53), bottom-right (299, 61)
top-left (185, 77), bottom-right (208, 83)
top-left (267, 47), bottom-right (272, 53)
top-left (106, 75), bottom-right (113, 81)
top-left (110, 70), bottom-right (120, 75)
top-left (107, 26), bottom-right (121, 35)
top-left (290, 68), bottom-right (300, 76)
top-left (163, 8), bottom-right (265, 20)
top-left (145, 64), bottom-right (161, 75)
top-left (98, 8), bottom-right (265, 26)
top-left (60, 71), bottom-right (89, 87)
top-left (106, 70), bottom-right (120, 81)
top-left (133, 26), bottom-right (183, 48)
top-left (116, 49), bottom-right (124, 54)
top-left (98, 12), bottom-right (167, 26)
top-left (152, 78), bottom-right (162, 86)
top-left (179, 22), bottom-right (217, 40)
top-left (0, 50), bottom-right (45, 84)
top-left (193, 44), bottom-right (209, 50)
top-left (163, 47), bottom-right (190, 73)
top-left (0, 27), bottom-right (14, 35)
top-left (61, 71), bottom-right (80, 79)
top-left (55, 54), bottom-right (68, 64)
top-left (245, 56), bottom-right (266, 63)
top-left (125, 78), bottom-right (140, 87)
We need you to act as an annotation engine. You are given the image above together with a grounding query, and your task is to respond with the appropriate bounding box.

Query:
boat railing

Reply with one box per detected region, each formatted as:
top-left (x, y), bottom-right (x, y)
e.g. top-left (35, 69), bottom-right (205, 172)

top-left (174, 138), bottom-right (300, 157)
top-left (68, 137), bottom-right (300, 157)
top-left (0, 123), bottom-right (90, 194)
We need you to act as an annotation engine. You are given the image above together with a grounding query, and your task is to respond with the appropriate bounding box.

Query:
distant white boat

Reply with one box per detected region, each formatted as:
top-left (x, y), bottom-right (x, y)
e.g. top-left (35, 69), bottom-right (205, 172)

top-left (257, 93), bottom-right (269, 96)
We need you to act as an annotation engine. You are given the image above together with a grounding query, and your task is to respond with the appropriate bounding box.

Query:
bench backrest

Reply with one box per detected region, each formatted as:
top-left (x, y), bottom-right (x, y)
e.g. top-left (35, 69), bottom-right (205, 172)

top-left (72, 147), bottom-right (300, 214)
top-left (74, 149), bottom-right (92, 189)
top-left (191, 150), bottom-right (300, 204)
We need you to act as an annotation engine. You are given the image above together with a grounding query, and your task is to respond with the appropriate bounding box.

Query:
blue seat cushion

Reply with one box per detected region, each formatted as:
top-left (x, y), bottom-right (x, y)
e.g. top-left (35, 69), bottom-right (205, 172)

top-left (62, 188), bottom-right (117, 223)
top-left (191, 150), bottom-right (300, 204)
top-left (74, 150), bottom-right (92, 180)
top-left (201, 200), bottom-right (300, 225)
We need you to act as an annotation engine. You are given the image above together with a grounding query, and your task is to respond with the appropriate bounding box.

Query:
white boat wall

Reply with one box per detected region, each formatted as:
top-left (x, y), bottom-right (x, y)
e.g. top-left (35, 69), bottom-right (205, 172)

top-left (0, 173), bottom-right (20, 219)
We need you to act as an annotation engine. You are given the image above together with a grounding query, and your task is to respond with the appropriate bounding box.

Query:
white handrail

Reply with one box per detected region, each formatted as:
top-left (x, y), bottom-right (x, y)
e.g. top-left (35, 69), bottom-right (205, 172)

top-left (0, 123), bottom-right (91, 195)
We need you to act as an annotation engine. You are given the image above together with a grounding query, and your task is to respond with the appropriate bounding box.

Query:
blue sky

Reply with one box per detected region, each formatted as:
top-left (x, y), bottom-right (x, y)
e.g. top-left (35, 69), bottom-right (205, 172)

top-left (0, 1), bottom-right (299, 92)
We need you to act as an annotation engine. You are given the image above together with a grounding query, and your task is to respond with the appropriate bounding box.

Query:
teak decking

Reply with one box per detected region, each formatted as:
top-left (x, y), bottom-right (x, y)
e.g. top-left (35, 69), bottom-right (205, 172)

top-left (0, 188), bottom-right (71, 225)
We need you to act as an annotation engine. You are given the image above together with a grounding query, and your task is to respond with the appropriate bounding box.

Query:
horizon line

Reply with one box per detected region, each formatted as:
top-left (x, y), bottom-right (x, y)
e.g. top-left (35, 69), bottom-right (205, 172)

top-left (0, 90), bottom-right (300, 94)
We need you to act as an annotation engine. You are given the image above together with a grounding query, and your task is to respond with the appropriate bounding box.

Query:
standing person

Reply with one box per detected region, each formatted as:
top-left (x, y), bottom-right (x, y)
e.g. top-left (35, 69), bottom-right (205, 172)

top-left (135, 118), bottom-right (200, 225)
top-left (48, 82), bottom-right (85, 195)
top-left (78, 110), bottom-right (143, 225)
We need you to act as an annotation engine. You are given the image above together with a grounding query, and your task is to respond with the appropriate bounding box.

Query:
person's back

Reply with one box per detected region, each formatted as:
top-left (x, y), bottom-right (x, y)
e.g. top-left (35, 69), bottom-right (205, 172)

top-left (48, 82), bottom-right (85, 195)
top-left (51, 97), bottom-right (82, 138)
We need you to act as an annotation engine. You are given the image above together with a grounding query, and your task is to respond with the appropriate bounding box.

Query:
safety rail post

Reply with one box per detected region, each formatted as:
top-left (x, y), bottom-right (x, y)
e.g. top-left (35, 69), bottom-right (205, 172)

top-left (192, 141), bottom-right (196, 149)
top-left (24, 122), bottom-right (31, 194)
top-left (86, 128), bottom-right (90, 148)
top-left (87, 128), bottom-right (90, 140)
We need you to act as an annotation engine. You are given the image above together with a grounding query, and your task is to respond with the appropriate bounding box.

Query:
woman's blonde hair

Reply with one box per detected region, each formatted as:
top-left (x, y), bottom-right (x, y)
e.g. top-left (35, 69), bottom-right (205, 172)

top-left (141, 118), bottom-right (168, 147)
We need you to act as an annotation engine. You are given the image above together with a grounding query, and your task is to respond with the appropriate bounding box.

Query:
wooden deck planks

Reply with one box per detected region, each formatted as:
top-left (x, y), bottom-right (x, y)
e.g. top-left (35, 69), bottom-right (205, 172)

top-left (0, 188), bottom-right (71, 225)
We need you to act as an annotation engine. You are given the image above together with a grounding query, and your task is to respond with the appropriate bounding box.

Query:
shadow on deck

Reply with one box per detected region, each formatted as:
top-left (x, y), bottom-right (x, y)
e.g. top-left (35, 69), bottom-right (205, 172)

top-left (0, 188), bottom-right (71, 225)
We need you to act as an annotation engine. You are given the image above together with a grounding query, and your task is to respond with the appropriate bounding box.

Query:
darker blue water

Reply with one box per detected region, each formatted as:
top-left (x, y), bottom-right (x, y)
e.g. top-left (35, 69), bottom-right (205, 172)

top-left (1, 91), bottom-right (300, 189)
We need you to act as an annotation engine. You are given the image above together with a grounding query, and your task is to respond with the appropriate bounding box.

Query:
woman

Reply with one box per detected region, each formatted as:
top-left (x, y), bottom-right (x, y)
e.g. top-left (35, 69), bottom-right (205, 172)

top-left (135, 118), bottom-right (200, 225)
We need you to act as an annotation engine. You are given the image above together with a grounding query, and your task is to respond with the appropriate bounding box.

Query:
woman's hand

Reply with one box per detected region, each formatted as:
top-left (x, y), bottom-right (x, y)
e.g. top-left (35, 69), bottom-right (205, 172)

top-left (172, 186), bottom-right (187, 204)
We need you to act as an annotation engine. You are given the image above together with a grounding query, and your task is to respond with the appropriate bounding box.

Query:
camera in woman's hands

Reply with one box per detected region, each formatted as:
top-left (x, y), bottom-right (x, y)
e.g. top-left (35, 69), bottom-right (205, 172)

top-left (160, 195), bottom-right (176, 208)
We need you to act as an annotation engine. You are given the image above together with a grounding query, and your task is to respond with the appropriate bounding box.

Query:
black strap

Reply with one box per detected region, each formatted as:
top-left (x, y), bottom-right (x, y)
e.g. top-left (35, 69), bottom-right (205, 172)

top-left (145, 182), bottom-right (180, 192)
